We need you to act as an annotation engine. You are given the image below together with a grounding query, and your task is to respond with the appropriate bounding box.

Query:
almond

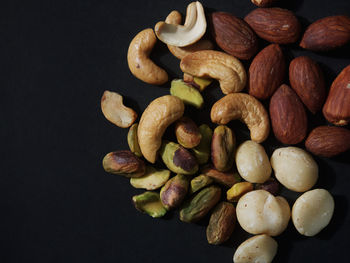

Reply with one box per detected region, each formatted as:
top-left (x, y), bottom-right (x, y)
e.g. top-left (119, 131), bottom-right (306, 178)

top-left (323, 65), bottom-right (350, 126)
top-left (244, 8), bottom-right (301, 44)
top-left (289, 56), bottom-right (326, 114)
top-left (251, 0), bottom-right (276, 7)
top-left (300, 15), bottom-right (350, 51)
top-left (270, 84), bottom-right (307, 144)
top-left (305, 126), bottom-right (350, 157)
top-left (210, 12), bottom-right (258, 60)
top-left (249, 44), bottom-right (285, 100)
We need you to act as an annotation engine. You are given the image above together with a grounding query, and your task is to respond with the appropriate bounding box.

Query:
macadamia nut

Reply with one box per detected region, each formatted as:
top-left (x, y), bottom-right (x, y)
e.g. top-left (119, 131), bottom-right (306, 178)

top-left (292, 188), bottom-right (334, 236)
top-left (233, 234), bottom-right (278, 263)
top-left (236, 190), bottom-right (290, 236)
top-left (235, 140), bottom-right (271, 183)
top-left (270, 147), bottom-right (318, 192)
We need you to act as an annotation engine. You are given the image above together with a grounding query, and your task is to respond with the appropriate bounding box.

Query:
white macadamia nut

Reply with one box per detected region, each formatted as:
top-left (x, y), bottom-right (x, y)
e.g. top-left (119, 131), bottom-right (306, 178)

top-left (270, 147), bottom-right (318, 192)
top-left (233, 234), bottom-right (278, 263)
top-left (292, 188), bottom-right (334, 236)
top-left (235, 140), bottom-right (272, 183)
top-left (236, 190), bottom-right (290, 236)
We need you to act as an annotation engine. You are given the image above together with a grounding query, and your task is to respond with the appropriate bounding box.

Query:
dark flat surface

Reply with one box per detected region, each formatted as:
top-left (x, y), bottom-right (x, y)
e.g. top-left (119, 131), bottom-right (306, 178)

top-left (1, 0), bottom-right (350, 262)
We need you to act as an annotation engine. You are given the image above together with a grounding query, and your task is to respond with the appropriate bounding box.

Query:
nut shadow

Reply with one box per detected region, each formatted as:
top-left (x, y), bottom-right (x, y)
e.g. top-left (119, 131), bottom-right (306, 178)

top-left (315, 194), bottom-right (348, 241)
top-left (122, 96), bottom-right (142, 121)
top-left (329, 149), bottom-right (350, 164)
top-left (313, 156), bottom-right (337, 190)
top-left (277, 0), bottom-right (305, 12)
top-left (222, 224), bottom-right (252, 249)
top-left (150, 40), bottom-right (182, 82)
top-left (273, 222), bottom-right (308, 262)
top-left (317, 61), bottom-right (338, 88)
top-left (315, 44), bottom-right (350, 60)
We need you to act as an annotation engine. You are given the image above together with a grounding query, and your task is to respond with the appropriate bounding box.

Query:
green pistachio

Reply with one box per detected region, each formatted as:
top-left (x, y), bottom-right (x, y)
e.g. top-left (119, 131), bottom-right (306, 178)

top-left (130, 166), bottom-right (171, 190)
top-left (189, 174), bottom-right (213, 194)
top-left (127, 123), bottom-right (142, 157)
top-left (170, 79), bottom-right (204, 108)
top-left (160, 141), bottom-right (198, 175)
top-left (211, 125), bottom-right (236, 172)
top-left (102, 150), bottom-right (145, 178)
top-left (192, 124), bottom-right (213, 165)
top-left (180, 185), bottom-right (221, 223)
top-left (160, 174), bottom-right (189, 210)
top-left (202, 166), bottom-right (241, 188)
top-left (132, 191), bottom-right (167, 218)
top-left (206, 202), bottom-right (236, 245)
top-left (175, 117), bottom-right (202, 149)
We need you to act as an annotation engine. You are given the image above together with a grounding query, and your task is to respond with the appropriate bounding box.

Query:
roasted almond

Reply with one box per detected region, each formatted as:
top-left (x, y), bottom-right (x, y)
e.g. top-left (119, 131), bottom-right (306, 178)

top-left (289, 56), bottom-right (326, 114)
top-left (270, 84), bottom-right (307, 144)
top-left (210, 12), bottom-right (258, 60)
top-left (323, 65), bottom-right (350, 126)
top-left (249, 44), bottom-right (285, 100)
top-left (305, 126), bottom-right (350, 157)
top-left (244, 8), bottom-right (301, 44)
top-left (300, 15), bottom-right (350, 51)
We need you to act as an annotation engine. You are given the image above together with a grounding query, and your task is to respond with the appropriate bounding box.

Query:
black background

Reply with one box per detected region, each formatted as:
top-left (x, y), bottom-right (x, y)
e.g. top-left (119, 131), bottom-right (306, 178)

top-left (2, 0), bottom-right (350, 262)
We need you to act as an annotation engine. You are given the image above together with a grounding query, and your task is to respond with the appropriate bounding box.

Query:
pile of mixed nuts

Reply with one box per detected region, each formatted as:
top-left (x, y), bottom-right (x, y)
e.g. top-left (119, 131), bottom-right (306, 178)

top-left (101, 1), bottom-right (350, 262)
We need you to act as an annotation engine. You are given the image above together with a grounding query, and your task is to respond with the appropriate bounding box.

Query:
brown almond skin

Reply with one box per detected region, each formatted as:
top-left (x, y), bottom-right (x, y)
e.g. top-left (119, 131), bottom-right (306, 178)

top-left (270, 84), bottom-right (308, 144)
top-left (175, 117), bottom-right (202, 148)
top-left (202, 166), bottom-right (240, 187)
top-left (210, 12), bottom-right (258, 60)
top-left (289, 56), bottom-right (326, 114)
top-left (251, 0), bottom-right (276, 7)
top-left (244, 8), bottom-right (301, 44)
top-left (102, 150), bottom-right (145, 178)
top-left (300, 15), bottom-right (350, 51)
top-left (305, 126), bottom-right (350, 157)
top-left (206, 202), bottom-right (236, 245)
top-left (323, 65), bottom-right (350, 126)
top-left (249, 44), bottom-right (285, 100)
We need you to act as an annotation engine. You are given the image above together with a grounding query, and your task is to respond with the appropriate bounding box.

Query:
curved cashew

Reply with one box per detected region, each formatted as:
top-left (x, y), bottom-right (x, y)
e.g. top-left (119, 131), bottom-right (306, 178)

top-left (101, 91), bottom-right (137, 128)
top-left (211, 93), bottom-right (270, 143)
top-left (127, 28), bottom-right (168, 85)
top-left (138, 95), bottom-right (185, 163)
top-left (154, 2), bottom-right (207, 47)
top-left (165, 10), bottom-right (214, 59)
top-left (180, 50), bottom-right (247, 94)
top-left (166, 10), bottom-right (182, 26)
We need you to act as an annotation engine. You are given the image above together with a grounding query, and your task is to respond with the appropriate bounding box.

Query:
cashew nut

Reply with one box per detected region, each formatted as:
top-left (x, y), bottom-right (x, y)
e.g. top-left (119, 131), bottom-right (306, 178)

top-left (154, 2), bottom-right (207, 47)
top-left (138, 95), bottom-right (185, 163)
top-left (101, 90), bottom-right (137, 128)
top-left (180, 50), bottom-right (247, 94)
top-left (127, 28), bottom-right (168, 85)
top-left (165, 10), bottom-right (214, 59)
top-left (211, 93), bottom-right (270, 143)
